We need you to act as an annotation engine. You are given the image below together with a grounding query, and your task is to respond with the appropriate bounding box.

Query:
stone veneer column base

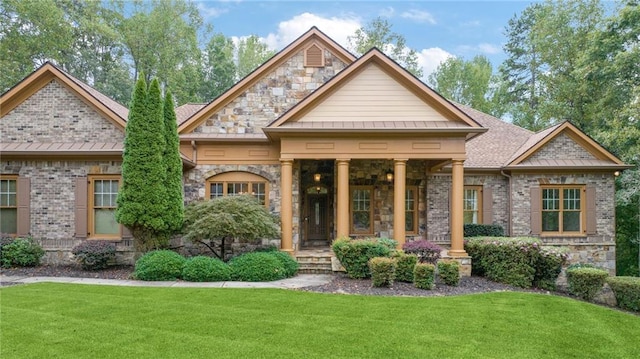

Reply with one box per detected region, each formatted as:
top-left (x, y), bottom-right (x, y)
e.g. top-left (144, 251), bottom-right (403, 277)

top-left (439, 255), bottom-right (472, 277)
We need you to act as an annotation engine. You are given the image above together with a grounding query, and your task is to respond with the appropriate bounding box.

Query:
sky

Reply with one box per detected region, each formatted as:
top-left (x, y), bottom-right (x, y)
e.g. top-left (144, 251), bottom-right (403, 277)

top-left (195, 0), bottom-right (536, 79)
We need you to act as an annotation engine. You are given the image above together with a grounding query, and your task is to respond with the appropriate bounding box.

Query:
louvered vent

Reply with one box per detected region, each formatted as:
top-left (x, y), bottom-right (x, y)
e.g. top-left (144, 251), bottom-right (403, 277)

top-left (304, 44), bottom-right (324, 67)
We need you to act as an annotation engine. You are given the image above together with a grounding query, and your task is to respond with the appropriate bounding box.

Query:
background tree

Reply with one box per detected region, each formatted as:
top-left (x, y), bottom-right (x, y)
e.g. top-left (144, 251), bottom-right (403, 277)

top-left (162, 90), bottom-right (184, 234)
top-left (348, 17), bottom-right (423, 78)
top-left (236, 35), bottom-right (276, 79)
top-left (202, 33), bottom-right (237, 99)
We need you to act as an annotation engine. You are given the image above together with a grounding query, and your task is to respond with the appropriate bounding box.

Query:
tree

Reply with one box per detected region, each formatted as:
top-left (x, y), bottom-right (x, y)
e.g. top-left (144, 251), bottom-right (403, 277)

top-left (182, 195), bottom-right (280, 261)
top-left (116, 76), bottom-right (168, 252)
top-left (236, 35), bottom-right (275, 79)
top-left (202, 33), bottom-right (237, 99)
top-left (428, 55), bottom-right (500, 116)
top-left (348, 17), bottom-right (423, 78)
top-left (162, 90), bottom-right (184, 233)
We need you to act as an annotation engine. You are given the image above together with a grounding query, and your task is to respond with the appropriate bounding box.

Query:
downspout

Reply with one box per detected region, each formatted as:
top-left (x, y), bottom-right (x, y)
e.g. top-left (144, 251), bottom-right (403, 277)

top-left (191, 140), bottom-right (197, 163)
top-left (500, 169), bottom-right (513, 237)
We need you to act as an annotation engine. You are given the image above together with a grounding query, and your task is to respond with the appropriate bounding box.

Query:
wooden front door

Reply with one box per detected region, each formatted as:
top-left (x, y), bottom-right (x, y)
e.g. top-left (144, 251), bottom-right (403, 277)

top-left (304, 193), bottom-right (329, 245)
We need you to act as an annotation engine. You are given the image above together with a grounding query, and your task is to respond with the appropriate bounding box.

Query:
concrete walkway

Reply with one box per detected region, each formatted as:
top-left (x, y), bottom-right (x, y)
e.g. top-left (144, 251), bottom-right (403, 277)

top-left (0, 274), bottom-right (333, 289)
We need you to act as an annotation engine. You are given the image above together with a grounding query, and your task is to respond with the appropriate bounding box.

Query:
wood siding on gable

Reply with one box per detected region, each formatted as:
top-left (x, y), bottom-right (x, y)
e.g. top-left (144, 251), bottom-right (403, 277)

top-left (299, 64), bottom-right (451, 123)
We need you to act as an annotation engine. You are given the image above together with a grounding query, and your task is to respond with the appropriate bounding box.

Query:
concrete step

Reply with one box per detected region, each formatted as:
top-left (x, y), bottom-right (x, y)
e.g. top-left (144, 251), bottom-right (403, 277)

top-left (296, 251), bottom-right (335, 274)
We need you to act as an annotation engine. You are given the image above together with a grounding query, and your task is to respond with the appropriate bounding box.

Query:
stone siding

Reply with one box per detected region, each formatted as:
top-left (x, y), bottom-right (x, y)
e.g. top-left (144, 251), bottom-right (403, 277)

top-left (1, 80), bottom-right (124, 143)
top-left (526, 133), bottom-right (596, 162)
top-left (193, 49), bottom-right (348, 134)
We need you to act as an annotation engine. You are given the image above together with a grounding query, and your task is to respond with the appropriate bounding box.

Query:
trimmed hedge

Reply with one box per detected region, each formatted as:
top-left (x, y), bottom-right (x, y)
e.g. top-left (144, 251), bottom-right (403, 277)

top-left (0, 238), bottom-right (45, 268)
top-left (438, 261), bottom-right (460, 286)
top-left (269, 251), bottom-right (300, 278)
top-left (332, 237), bottom-right (391, 279)
top-left (229, 252), bottom-right (287, 282)
top-left (72, 240), bottom-right (116, 270)
top-left (368, 257), bottom-right (397, 287)
top-left (464, 224), bottom-right (504, 237)
top-left (402, 240), bottom-right (441, 264)
top-left (534, 247), bottom-right (569, 291)
top-left (414, 263), bottom-right (435, 290)
top-left (566, 267), bottom-right (609, 301)
top-left (134, 250), bottom-right (186, 281)
top-left (392, 251), bottom-right (418, 283)
top-left (606, 276), bottom-right (640, 312)
top-left (182, 256), bottom-right (231, 282)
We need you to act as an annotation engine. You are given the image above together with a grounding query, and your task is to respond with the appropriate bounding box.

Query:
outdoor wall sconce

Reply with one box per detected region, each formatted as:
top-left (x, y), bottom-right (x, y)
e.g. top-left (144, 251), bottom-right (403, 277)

top-left (314, 173), bottom-right (321, 182)
top-left (386, 169), bottom-right (394, 182)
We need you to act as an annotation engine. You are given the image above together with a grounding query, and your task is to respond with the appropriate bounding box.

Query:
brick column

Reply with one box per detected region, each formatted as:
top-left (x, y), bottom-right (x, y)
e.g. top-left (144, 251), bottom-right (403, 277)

top-left (393, 159), bottom-right (407, 248)
top-left (449, 159), bottom-right (467, 257)
top-left (336, 159), bottom-right (350, 238)
top-left (280, 159), bottom-right (294, 254)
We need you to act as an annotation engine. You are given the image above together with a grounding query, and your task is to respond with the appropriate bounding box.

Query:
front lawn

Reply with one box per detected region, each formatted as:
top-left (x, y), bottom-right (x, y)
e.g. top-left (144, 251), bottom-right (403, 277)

top-left (1, 283), bottom-right (638, 358)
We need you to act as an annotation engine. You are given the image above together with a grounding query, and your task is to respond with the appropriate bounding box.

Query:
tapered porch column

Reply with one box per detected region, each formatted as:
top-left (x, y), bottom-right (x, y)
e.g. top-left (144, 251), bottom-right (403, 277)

top-left (336, 159), bottom-right (350, 238)
top-left (280, 159), bottom-right (294, 254)
top-left (393, 159), bottom-right (407, 248)
top-left (449, 159), bottom-right (467, 256)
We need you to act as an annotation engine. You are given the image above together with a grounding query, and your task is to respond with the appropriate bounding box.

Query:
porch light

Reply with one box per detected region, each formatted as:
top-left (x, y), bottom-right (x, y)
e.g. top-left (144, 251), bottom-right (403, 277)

top-left (314, 173), bottom-right (321, 182)
top-left (386, 169), bottom-right (394, 182)
top-left (614, 171), bottom-right (620, 177)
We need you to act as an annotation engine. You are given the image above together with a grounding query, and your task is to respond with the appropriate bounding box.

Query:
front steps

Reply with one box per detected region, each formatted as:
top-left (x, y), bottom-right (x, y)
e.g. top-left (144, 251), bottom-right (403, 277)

top-left (296, 249), bottom-right (334, 274)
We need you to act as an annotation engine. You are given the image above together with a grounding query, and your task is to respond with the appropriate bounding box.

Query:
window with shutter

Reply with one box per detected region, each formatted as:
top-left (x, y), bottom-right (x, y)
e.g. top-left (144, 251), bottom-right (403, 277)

top-left (540, 185), bottom-right (586, 235)
top-left (0, 176), bottom-right (18, 234)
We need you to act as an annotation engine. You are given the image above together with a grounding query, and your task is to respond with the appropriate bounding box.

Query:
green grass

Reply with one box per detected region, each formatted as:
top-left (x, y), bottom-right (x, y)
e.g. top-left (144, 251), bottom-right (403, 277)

top-left (1, 283), bottom-right (638, 358)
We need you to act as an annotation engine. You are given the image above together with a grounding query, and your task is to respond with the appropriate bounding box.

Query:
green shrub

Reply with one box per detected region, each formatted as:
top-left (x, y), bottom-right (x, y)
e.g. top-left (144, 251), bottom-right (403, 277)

top-left (533, 247), bottom-right (568, 290)
top-left (182, 256), bottom-right (231, 282)
top-left (438, 261), bottom-right (460, 286)
top-left (566, 267), bottom-right (609, 301)
top-left (368, 257), bottom-right (397, 287)
top-left (377, 238), bottom-right (398, 251)
top-left (0, 237), bottom-right (45, 268)
top-left (134, 250), bottom-right (186, 281)
top-left (392, 251), bottom-right (417, 283)
top-left (606, 276), bottom-right (640, 312)
top-left (332, 237), bottom-right (391, 279)
top-left (464, 224), bottom-right (505, 237)
top-left (269, 251), bottom-right (299, 278)
top-left (71, 240), bottom-right (116, 270)
top-left (402, 240), bottom-right (441, 264)
top-left (229, 252), bottom-right (286, 282)
top-left (413, 263), bottom-right (435, 290)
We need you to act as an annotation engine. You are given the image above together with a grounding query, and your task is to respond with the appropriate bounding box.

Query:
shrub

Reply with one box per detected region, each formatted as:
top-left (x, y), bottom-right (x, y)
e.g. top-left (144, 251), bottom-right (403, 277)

top-left (533, 247), bottom-right (568, 290)
top-left (134, 250), bottom-right (186, 281)
top-left (606, 276), bottom-right (640, 312)
top-left (566, 267), bottom-right (609, 301)
top-left (71, 240), bottom-right (116, 270)
top-left (402, 240), bottom-right (441, 264)
top-left (1, 238), bottom-right (45, 268)
top-left (182, 256), bottom-right (231, 282)
top-left (413, 263), bottom-right (435, 290)
top-left (269, 251), bottom-right (299, 278)
top-left (464, 224), bottom-right (504, 237)
top-left (392, 251), bottom-right (417, 283)
top-left (229, 252), bottom-right (286, 282)
top-left (438, 261), bottom-right (460, 286)
top-left (332, 237), bottom-right (391, 279)
top-left (377, 238), bottom-right (398, 251)
top-left (368, 257), bottom-right (397, 287)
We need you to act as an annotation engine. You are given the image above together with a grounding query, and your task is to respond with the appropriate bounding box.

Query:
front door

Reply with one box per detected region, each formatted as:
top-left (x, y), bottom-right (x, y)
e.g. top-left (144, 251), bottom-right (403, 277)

top-left (304, 193), bottom-right (329, 246)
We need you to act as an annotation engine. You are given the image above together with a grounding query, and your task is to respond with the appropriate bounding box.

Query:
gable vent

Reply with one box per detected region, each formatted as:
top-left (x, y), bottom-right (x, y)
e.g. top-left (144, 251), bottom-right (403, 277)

top-left (304, 44), bottom-right (325, 67)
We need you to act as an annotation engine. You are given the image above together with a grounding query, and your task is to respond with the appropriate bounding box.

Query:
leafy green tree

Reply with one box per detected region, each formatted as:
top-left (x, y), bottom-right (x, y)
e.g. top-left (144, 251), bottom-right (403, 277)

top-left (162, 90), bottom-right (184, 233)
top-left (182, 195), bottom-right (280, 261)
top-left (236, 35), bottom-right (276, 79)
top-left (348, 17), bottom-right (422, 78)
top-left (116, 76), bottom-right (168, 251)
top-left (202, 33), bottom-right (237, 99)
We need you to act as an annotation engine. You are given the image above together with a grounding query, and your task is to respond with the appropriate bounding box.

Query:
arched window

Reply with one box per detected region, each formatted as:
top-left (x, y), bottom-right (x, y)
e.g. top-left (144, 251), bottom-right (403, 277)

top-left (205, 172), bottom-right (269, 206)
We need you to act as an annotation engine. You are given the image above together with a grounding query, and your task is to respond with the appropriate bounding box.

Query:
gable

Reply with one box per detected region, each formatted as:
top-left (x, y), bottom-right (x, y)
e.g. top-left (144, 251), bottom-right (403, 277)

top-left (523, 132), bottom-right (597, 163)
top-left (1, 79), bottom-right (124, 143)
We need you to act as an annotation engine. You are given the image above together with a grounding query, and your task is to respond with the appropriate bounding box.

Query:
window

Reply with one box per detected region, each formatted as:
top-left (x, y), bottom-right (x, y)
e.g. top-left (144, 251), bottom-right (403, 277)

top-left (405, 186), bottom-right (418, 233)
top-left (0, 176), bottom-right (17, 234)
top-left (350, 186), bottom-right (373, 234)
top-left (542, 186), bottom-right (584, 234)
top-left (205, 172), bottom-right (269, 206)
top-left (89, 176), bottom-right (120, 238)
top-left (463, 186), bottom-right (482, 224)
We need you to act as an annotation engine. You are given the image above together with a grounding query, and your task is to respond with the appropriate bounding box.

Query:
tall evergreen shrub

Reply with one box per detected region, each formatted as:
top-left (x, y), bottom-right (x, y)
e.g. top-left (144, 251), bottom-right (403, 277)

top-left (162, 90), bottom-right (184, 233)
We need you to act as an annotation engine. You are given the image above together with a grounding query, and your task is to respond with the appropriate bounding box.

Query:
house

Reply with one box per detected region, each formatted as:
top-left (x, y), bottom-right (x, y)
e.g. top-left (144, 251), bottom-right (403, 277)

top-left (0, 27), bottom-right (629, 274)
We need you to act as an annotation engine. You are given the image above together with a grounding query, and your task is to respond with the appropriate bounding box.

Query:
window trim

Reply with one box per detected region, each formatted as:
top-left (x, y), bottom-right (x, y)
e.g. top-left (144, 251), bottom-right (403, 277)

top-left (540, 185), bottom-right (586, 236)
top-left (0, 175), bottom-right (18, 235)
top-left (463, 185), bottom-right (483, 225)
top-left (350, 185), bottom-right (374, 235)
top-left (88, 175), bottom-right (121, 240)
top-left (405, 186), bottom-right (418, 234)
top-left (205, 172), bottom-right (270, 207)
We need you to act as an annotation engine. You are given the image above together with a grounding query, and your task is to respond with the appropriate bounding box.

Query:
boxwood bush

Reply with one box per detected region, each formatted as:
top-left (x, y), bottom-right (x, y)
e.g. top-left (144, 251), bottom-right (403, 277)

top-left (606, 276), bottom-right (640, 312)
top-left (464, 224), bottom-right (504, 237)
top-left (566, 267), bottom-right (609, 301)
top-left (0, 237), bottom-right (45, 268)
top-left (413, 263), bottom-right (435, 290)
top-left (392, 251), bottom-right (417, 283)
top-left (402, 239), bottom-right (441, 264)
top-left (134, 250), bottom-right (186, 281)
top-left (71, 240), bottom-right (116, 270)
top-left (182, 256), bottom-right (231, 282)
top-left (438, 261), bottom-right (460, 286)
top-left (269, 251), bottom-right (299, 278)
top-left (534, 247), bottom-right (569, 290)
top-left (228, 252), bottom-right (287, 282)
top-left (332, 237), bottom-right (391, 279)
top-left (368, 257), bottom-right (397, 287)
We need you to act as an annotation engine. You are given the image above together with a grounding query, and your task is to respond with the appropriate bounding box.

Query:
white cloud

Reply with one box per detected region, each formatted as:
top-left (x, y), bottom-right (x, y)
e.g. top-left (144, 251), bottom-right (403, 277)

top-left (477, 43), bottom-right (501, 55)
top-left (457, 43), bottom-right (502, 56)
top-left (264, 12), bottom-right (361, 51)
top-left (400, 9), bottom-right (436, 25)
top-left (416, 47), bottom-right (454, 77)
top-left (379, 6), bottom-right (395, 18)
top-left (197, 3), bottom-right (228, 18)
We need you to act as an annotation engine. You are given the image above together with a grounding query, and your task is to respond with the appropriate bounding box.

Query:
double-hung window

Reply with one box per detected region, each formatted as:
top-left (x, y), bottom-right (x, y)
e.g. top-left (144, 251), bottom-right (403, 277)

top-left (351, 186), bottom-right (373, 234)
top-left (89, 176), bottom-right (120, 238)
top-left (542, 186), bottom-right (584, 234)
top-left (405, 186), bottom-right (418, 234)
top-left (463, 186), bottom-right (482, 224)
top-left (0, 177), bottom-right (17, 234)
